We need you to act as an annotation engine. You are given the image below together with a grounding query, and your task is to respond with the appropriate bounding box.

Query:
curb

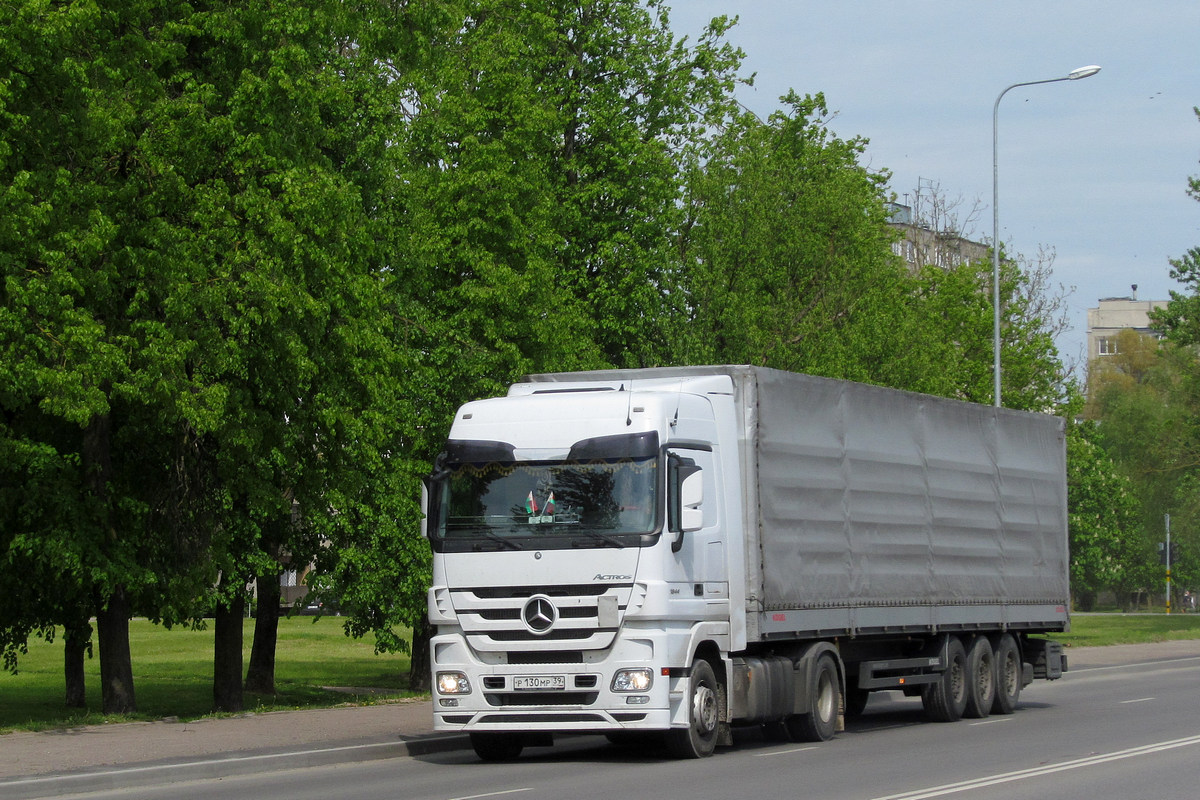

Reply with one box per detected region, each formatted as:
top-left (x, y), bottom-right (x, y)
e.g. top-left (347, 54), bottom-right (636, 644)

top-left (0, 733), bottom-right (472, 800)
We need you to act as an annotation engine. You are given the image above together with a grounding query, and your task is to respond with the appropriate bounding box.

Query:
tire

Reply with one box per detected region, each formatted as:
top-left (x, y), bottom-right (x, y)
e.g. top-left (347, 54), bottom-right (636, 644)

top-left (665, 659), bottom-right (721, 758)
top-left (470, 732), bottom-right (524, 762)
top-left (963, 636), bottom-right (996, 719)
top-left (922, 636), bottom-right (967, 722)
top-left (990, 634), bottom-right (1021, 715)
top-left (784, 653), bottom-right (840, 742)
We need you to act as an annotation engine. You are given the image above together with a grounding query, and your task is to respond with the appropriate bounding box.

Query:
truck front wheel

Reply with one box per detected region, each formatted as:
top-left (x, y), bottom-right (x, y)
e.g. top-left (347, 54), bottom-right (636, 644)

top-left (665, 659), bottom-right (721, 758)
top-left (784, 653), bottom-right (840, 742)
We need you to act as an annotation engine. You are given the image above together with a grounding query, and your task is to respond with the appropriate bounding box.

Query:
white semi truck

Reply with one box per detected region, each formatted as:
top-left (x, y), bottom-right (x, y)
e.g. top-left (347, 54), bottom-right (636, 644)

top-left (423, 366), bottom-right (1069, 761)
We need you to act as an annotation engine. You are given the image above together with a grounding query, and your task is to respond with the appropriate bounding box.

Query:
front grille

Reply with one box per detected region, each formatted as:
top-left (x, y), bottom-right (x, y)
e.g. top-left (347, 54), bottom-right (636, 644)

top-left (479, 713), bottom-right (606, 723)
top-left (452, 582), bottom-right (643, 654)
top-left (485, 691), bottom-right (599, 706)
top-left (508, 651), bottom-right (583, 665)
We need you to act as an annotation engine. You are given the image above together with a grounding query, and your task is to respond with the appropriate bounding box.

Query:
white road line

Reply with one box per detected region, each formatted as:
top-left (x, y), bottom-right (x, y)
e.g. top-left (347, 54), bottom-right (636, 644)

top-left (753, 746), bottom-right (818, 758)
top-left (1069, 655), bottom-right (1200, 674)
top-left (448, 789), bottom-right (533, 800)
top-left (1120, 697), bottom-right (1156, 704)
top-left (2, 740), bottom-right (404, 787)
top-left (968, 718), bottom-right (1010, 726)
top-left (868, 734), bottom-right (1200, 800)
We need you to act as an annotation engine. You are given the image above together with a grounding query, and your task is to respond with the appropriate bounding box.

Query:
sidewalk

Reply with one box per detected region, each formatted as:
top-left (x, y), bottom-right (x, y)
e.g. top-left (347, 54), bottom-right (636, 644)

top-left (2, 639), bottom-right (1199, 797)
top-left (0, 697), bottom-right (467, 798)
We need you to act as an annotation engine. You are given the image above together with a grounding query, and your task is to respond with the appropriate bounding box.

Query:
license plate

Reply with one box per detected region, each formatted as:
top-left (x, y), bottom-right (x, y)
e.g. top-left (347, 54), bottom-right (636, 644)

top-left (513, 675), bottom-right (566, 691)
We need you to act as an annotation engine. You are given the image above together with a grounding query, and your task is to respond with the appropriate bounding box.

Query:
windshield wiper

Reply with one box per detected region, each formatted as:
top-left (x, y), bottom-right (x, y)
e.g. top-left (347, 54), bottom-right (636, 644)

top-left (470, 529), bottom-right (523, 551)
top-left (570, 530), bottom-right (628, 548)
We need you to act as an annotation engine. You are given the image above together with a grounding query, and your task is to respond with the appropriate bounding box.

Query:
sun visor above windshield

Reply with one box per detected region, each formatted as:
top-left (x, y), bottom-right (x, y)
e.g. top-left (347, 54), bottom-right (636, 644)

top-left (567, 431), bottom-right (659, 462)
top-left (443, 439), bottom-right (516, 464)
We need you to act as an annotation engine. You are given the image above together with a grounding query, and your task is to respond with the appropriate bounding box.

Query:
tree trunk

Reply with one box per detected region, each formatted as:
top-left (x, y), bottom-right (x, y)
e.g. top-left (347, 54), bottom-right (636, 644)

top-left (245, 572), bottom-right (281, 694)
top-left (213, 593), bottom-right (245, 712)
top-left (84, 411), bottom-right (135, 714)
top-left (95, 588), bottom-right (137, 714)
top-left (408, 616), bottom-right (432, 692)
top-left (63, 614), bottom-right (92, 709)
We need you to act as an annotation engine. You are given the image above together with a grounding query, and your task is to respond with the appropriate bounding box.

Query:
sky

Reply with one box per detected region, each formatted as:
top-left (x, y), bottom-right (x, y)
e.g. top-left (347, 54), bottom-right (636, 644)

top-left (667, 1), bottom-right (1200, 371)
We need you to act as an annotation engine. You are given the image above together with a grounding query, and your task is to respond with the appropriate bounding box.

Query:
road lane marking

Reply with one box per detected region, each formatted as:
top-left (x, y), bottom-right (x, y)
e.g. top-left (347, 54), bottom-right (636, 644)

top-left (1120, 697), bottom-right (1155, 704)
top-left (753, 746), bottom-right (818, 758)
top-left (869, 734), bottom-right (1200, 800)
top-left (968, 718), bottom-right (1010, 726)
top-left (1070, 655), bottom-right (1200, 674)
top-left (0, 740), bottom-right (405, 787)
top-left (448, 789), bottom-right (533, 800)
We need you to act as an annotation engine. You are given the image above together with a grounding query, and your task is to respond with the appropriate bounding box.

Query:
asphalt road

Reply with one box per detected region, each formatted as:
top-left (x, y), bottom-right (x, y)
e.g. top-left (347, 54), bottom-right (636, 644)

top-left (33, 647), bottom-right (1200, 800)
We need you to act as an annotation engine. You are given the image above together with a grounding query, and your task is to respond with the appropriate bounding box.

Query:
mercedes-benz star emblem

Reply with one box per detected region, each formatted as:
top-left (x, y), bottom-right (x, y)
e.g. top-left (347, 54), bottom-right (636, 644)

top-left (522, 596), bottom-right (557, 635)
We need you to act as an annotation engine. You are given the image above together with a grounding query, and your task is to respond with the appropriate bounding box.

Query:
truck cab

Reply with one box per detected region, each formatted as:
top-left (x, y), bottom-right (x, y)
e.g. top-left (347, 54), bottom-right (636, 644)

top-left (424, 373), bottom-right (742, 759)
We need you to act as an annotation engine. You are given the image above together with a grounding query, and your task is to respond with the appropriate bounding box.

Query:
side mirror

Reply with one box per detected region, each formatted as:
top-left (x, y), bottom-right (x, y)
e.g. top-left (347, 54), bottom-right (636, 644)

top-left (680, 469), bottom-right (703, 533)
top-left (668, 453), bottom-right (703, 552)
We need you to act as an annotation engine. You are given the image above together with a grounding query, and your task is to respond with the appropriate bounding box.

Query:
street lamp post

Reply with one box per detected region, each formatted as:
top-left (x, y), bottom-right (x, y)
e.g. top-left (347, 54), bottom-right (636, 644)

top-left (991, 65), bottom-right (1100, 407)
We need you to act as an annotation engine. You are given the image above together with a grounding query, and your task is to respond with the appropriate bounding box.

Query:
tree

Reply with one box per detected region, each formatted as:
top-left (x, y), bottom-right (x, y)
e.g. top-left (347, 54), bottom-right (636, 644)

top-left (1087, 334), bottom-right (1200, 596)
top-left (320, 1), bottom-right (748, 684)
top-left (676, 93), bottom-right (919, 385)
top-left (1, 0), bottom-right (414, 713)
top-left (1065, 420), bottom-right (1146, 610)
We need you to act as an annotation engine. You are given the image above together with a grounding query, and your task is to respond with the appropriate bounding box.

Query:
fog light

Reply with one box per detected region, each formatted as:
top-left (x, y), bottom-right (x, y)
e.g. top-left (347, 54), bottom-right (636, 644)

top-left (612, 668), bottom-right (654, 692)
top-left (439, 698), bottom-right (459, 707)
top-left (436, 671), bottom-right (471, 695)
top-left (626, 695), bottom-right (650, 705)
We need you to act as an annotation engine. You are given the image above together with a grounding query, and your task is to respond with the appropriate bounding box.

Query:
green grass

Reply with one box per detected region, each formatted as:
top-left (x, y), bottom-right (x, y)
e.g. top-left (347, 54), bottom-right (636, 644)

top-left (0, 616), bottom-right (415, 733)
top-left (1056, 612), bottom-right (1200, 648)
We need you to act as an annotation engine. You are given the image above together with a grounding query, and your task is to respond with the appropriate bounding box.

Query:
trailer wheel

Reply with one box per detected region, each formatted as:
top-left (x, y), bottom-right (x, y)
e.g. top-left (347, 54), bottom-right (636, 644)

top-left (922, 636), bottom-right (967, 722)
top-left (963, 636), bottom-right (995, 718)
top-left (785, 653), bottom-right (840, 742)
top-left (470, 732), bottom-right (524, 762)
top-left (990, 634), bottom-right (1021, 714)
top-left (665, 659), bottom-right (721, 758)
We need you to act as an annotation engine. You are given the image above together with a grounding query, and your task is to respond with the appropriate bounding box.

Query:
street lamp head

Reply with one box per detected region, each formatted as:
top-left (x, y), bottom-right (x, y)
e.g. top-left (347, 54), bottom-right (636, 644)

top-left (1067, 65), bottom-right (1101, 80)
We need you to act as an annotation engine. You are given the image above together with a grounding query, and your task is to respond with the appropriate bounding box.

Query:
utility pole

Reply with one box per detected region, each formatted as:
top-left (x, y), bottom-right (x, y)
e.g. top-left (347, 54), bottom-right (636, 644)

top-left (1165, 514), bottom-right (1172, 615)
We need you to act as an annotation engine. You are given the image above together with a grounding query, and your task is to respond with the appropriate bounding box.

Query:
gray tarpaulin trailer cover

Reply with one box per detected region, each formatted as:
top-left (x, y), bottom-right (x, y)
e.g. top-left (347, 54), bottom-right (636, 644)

top-left (739, 366), bottom-right (1069, 640)
top-left (527, 365), bottom-right (1070, 642)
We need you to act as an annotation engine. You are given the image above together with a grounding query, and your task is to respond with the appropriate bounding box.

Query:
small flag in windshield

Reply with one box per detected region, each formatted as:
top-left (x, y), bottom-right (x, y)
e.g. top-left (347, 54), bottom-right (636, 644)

top-left (525, 491), bottom-right (538, 515)
top-left (545, 493), bottom-right (556, 514)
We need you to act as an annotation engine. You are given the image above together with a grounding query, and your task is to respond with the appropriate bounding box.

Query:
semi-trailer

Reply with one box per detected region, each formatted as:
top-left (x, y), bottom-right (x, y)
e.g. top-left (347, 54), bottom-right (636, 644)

top-left (423, 366), bottom-right (1068, 760)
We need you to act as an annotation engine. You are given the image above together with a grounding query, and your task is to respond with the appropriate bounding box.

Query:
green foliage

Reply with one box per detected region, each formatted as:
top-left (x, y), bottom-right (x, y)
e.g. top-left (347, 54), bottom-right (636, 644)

top-left (1087, 335), bottom-right (1200, 595)
top-left (0, 0), bottom-right (417, 687)
top-left (674, 93), bottom-right (1063, 410)
top-left (1088, 114), bottom-right (1200, 598)
top-left (1, 0), bottom-right (1085, 702)
top-left (676, 93), bottom-right (912, 382)
top-left (1066, 421), bottom-right (1148, 608)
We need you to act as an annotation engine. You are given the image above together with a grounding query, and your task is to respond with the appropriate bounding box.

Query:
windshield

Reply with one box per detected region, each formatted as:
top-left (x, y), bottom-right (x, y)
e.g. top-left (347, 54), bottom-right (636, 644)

top-left (434, 456), bottom-right (659, 548)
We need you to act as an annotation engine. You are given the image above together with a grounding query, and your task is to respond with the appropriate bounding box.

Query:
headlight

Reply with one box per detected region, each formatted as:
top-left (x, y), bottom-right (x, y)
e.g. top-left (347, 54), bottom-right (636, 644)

top-left (611, 668), bottom-right (653, 692)
top-left (436, 671), bottom-right (471, 695)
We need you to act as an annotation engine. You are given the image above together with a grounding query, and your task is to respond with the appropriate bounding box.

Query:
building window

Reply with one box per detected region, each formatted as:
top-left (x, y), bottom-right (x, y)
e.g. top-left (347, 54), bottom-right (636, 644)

top-left (1098, 337), bottom-right (1118, 356)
